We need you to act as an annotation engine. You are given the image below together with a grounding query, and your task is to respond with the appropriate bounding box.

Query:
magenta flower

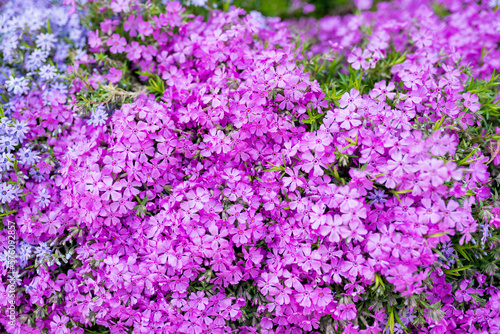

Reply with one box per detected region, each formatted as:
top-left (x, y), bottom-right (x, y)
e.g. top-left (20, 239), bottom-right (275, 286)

top-left (204, 225), bottom-right (229, 250)
top-left (110, 0), bottom-right (130, 13)
top-left (189, 291), bottom-right (209, 311)
top-left (341, 253), bottom-right (366, 278)
top-left (126, 41), bottom-right (143, 61)
top-left (124, 14), bottom-right (143, 37)
top-left (258, 273), bottom-right (280, 295)
top-left (107, 68), bottom-right (122, 84)
top-left (462, 92), bottom-right (480, 112)
top-left (8, 1), bottom-right (500, 332)
top-left (366, 233), bottom-right (391, 258)
top-left (311, 288), bottom-right (333, 307)
top-left (88, 30), bottom-right (102, 49)
top-left (370, 80), bottom-right (396, 100)
top-left (141, 45), bottom-right (158, 61)
top-left (185, 187), bottom-right (209, 211)
top-left (50, 315), bottom-right (69, 334)
top-left (319, 214), bottom-right (343, 243)
top-left (106, 34), bottom-right (127, 54)
top-left (137, 21), bottom-right (153, 36)
top-left (109, 197), bottom-right (136, 214)
top-left (98, 177), bottom-right (122, 201)
top-left (339, 89), bottom-right (363, 111)
top-left (282, 167), bottom-right (305, 191)
top-left (298, 246), bottom-right (322, 272)
top-left (308, 130), bottom-right (332, 152)
top-left (336, 108), bottom-right (362, 130)
top-left (230, 225), bottom-right (251, 245)
top-left (295, 284), bottom-right (314, 307)
top-left (100, 18), bottom-right (118, 33)
top-left (347, 47), bottom-right (371, 70)
top-left (276, 93), bottom-right (294, 110)
top-left (39, 211), bottom-right (61, 235)
top-left (285, 76), bottom-right (307, 101)
top-left (339, 304), bottom-right (357, 320)
top-left (103, 155), bottom-right (124, 174)
top-left (301, 151), bottom-right (327, 176)
top-left (437, 199), bottom-right (462, 228)
top-left (123, 121), bottom-right (148, 143)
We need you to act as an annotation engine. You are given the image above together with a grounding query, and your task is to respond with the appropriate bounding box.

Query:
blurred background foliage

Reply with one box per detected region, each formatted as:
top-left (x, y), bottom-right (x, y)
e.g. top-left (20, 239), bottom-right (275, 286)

top-left (196, 0), bottom-right (388, 20)
top-left (230, 0), bottom-right (354, 18)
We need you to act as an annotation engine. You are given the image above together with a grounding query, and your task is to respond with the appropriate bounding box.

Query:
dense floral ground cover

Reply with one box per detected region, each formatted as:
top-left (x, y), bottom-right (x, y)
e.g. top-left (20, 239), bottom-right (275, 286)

top-left (0, 0), bottom-right (500, 333)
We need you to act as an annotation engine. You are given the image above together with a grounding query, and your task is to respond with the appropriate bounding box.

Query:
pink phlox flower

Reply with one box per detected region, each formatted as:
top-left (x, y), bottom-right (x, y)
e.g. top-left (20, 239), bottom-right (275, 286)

top-left (311, 287), bottom-right (333, 307)
top-left (283, 167), bottom-right (305, 192)
top-left (308, 130), bottom-right (332, 152)
top-left (366, 233), bottom-right (391, 258)
top-left (88, 30), bottom-right (102, 48)
top-left (100, 19), bottom-right (118, 34)
top-left (294, 284), bottom-right (314, 307)
top-left (221, 168), bottom-right (242, 183)
top-left (276, 93), bottom-right (294, 110)
top-left (369, 80), bottom-right (396, 100)
top-left (204, 225), bottom-right (229, 250)
top-left (103, 155), bottom-right (125, 174)
top-left (84, 171), bottom-right (102, 194)
top-left (298, 246), bottom-right (322, 273)
top-left (339, 88), bottom-right (363, 112)
top-left (189, 291), bottom-right (209, 311)
top-left (421, 159), bottom-right (448, 187)
top-left (137, 21), bottom-right (153, 36)
top-left (309, 203), bottom-right (326, 229)
top-left (257, 273), bottom-right (280, 295)
top-left (124, 121), bottom-right (148, 143)
top-left (185, 187), bottom-right (210, 211)
top-left (347, 47), bottom-right (371, 70)
top-left (107, 68), bottom-right (122, 84)
top-left (301, 151), bottom-right (326, 176)
top-left (283, 269), bottom-right (303, 290)
top-left (227, 204), bottom-right (248, 224)
top-left (141, 45), bottom-right (158, 61)
top-left (462, 92), bottom-right (480, 112)
top-left (386, 151), bottom-right (411, 177)
top-left (98, 177), bottom-right (122, 201)
top-left (106, 34), bottom-right (127, 54)
top-left (319, 214), bottom-right (343, 243)
top-left (123, 14), bottom-right (143, 37)
top-left (50, 315), bottom-right (70, 334)
top-left (437, 199), bottom-right (462, 229)
top-left (110, 0), bottom-right (130, 13)
top-left (125, 41), bottom-right (143, 61)
top-left (109, 196), bottom-right (136, 214)
top-left (417, 198), bottom-right (441, 224)
top-left (285, 75), bottom-right (307, 101)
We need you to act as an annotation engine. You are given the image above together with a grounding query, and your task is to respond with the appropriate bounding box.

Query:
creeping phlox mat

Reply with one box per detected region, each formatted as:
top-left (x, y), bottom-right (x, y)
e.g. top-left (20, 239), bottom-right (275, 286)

top-left (0, 0), bottom-right (499, 333)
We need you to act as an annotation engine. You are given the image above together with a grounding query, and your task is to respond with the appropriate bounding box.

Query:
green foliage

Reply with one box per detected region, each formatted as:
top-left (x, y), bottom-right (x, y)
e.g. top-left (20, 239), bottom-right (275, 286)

top-left (138, 72), bottom-right (166, 100)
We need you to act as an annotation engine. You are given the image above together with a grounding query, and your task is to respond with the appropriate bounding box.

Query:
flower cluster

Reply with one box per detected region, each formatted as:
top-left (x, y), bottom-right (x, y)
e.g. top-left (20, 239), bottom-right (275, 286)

top-left (0, 0), bottom-right (85, 206)
top-left (0, 0), bottom-right (499, 334)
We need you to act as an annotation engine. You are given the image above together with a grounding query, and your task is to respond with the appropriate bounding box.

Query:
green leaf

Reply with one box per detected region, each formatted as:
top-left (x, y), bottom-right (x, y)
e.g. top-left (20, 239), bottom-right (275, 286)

top-left (384, 307), bottom-right (395, 334)
top-left (0, 210), bottom-right (17, 217)
top-left (264, 161), bottom-right (286, 172)
top-left (433, 115), bottom-right (445, 131)
top-left (444, 265), bottom-right (473, 276)
top-left (455, 245), bottom-right (472, 261)
top-left (424, 232), bottom-right (449, 238)
top-left (394, 310), bottom-right (408, 331)
top-left (46, 19), bottom-right (52, 34)
top-left (392, 189), bottom-right (413, 194)
top-left (263, 166), bottom-right (285, 172)
top-left (136, 71), bottom-right (154, 78)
